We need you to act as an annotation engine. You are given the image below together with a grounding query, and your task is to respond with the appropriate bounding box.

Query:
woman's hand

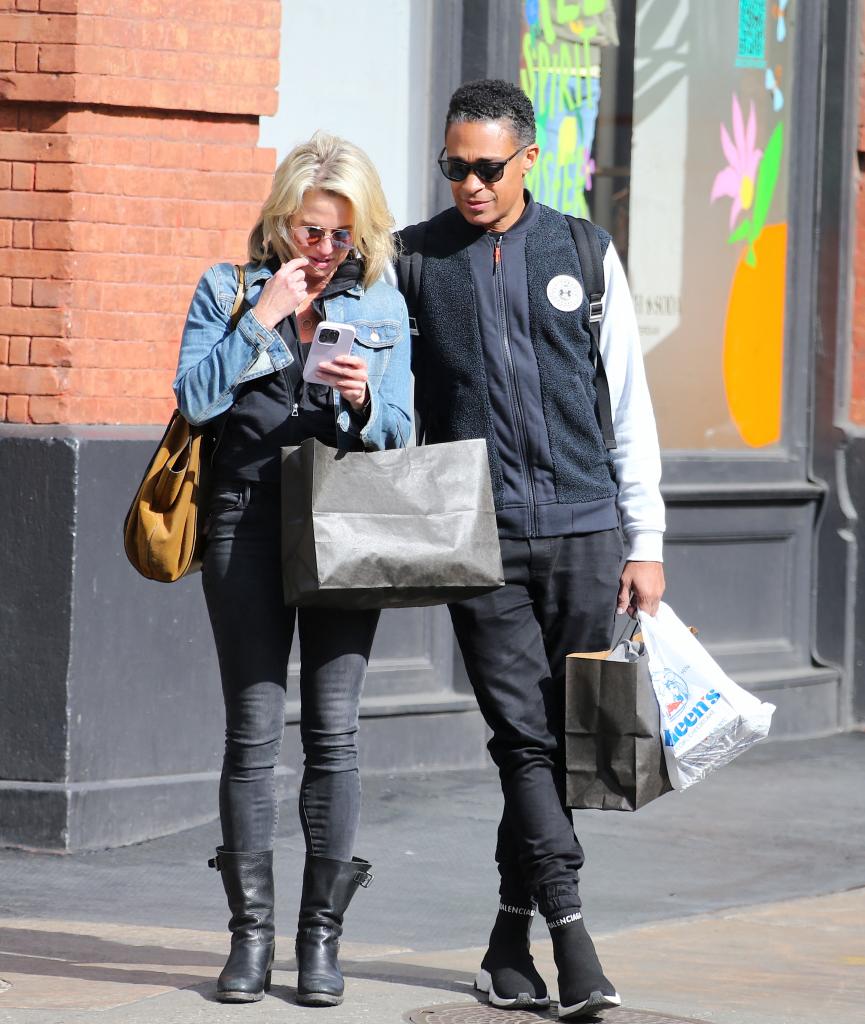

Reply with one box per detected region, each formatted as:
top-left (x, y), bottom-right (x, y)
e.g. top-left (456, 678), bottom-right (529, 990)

top-left (251, 257), bottom-right (309, 330)
top-left (316, 354), bottom-right (369, 411)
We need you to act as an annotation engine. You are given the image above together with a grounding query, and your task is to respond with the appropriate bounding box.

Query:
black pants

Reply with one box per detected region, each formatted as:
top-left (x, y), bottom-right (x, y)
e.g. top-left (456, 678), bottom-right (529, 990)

top-left (448, 530), bottom-right (623, 918)
top-left (202, 483), bottom-right (379, 858)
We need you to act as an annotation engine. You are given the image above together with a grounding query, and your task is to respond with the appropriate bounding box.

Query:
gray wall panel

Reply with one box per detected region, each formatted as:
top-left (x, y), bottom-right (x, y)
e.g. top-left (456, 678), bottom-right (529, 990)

top-left (0, 433), bottom-right (76, 783)
top-left (663, 498), bottom-right (817, 674)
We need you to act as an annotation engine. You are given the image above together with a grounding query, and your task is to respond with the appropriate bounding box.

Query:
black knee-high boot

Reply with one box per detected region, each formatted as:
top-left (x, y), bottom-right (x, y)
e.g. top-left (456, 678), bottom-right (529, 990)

top-left (209, 848), bottom-right (275, 1002)
top-left (475, 900), bottom-right (550, 1009)
top-left (295, 854), bottom-right (373, 1007)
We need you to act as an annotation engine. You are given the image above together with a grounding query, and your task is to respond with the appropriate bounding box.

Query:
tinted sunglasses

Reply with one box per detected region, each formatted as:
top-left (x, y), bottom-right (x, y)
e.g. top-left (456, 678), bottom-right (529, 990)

top-left (290, 224), bottom-right (354, 250)
top-left (437, 145), bottom-right (528, 184)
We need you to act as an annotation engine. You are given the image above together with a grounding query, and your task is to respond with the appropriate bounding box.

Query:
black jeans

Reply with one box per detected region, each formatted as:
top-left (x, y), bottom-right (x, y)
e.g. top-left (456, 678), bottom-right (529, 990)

top-left (448, 531), bottom-right (623, 918)
top-left (202, 483), bottom-right (379, 859)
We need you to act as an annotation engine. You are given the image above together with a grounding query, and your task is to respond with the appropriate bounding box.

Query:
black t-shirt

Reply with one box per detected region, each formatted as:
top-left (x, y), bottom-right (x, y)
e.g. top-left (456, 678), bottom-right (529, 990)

top-left (212, 259), bottom-right (363, 484)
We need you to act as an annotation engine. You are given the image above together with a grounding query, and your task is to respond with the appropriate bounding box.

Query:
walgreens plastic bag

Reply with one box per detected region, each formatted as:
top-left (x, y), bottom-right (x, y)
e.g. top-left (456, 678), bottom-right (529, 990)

top-left (638, 603), bottom-right (775, 790)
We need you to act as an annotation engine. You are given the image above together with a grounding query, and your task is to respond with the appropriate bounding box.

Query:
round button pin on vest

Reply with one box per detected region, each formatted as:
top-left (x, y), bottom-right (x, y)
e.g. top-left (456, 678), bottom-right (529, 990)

top-left (547, 274), bottom-right (583, 311)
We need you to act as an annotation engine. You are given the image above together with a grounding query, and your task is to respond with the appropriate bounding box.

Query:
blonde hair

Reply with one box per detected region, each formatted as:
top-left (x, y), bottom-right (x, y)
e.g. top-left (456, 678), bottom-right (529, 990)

top-left (248, 131), bottom-right (395, 289)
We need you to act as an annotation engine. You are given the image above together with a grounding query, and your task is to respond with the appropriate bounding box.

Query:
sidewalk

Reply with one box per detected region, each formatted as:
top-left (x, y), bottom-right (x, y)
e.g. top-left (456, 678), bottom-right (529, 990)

top-left (1, 732), bottom-right (863, 1024)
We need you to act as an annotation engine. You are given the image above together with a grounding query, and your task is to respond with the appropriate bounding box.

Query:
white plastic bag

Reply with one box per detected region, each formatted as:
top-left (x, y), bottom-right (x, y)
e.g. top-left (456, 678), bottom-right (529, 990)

top-left (638, 602), bottom-right (775, 790)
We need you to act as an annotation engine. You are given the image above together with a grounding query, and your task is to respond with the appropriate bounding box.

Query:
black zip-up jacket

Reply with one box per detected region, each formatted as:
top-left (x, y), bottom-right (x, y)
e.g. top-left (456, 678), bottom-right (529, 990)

top-left (398, 194), bottom-right (618, 539)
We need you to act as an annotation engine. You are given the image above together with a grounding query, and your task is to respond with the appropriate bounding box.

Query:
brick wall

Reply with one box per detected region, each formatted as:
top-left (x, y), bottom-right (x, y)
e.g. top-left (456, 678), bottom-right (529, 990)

top-left (0, 0), bottom-right (279, 424)
top-left (853, 0), bottom-right (865, 427)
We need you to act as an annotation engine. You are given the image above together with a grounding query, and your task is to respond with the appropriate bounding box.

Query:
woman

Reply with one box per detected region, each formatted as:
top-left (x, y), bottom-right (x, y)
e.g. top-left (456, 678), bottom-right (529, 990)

top-left (173, 132), bottom-right (411, 1007)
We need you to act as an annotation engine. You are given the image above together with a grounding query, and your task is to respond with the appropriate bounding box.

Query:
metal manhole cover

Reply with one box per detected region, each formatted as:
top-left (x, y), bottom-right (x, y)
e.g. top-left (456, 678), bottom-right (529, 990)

top-left (406, 1005), bottom-right (709, 1024)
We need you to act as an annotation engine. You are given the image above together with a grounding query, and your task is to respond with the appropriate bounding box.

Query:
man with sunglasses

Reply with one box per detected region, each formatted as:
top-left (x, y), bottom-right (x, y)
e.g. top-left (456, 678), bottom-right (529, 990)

top-left (396, 79), bottom-right (666, 1020)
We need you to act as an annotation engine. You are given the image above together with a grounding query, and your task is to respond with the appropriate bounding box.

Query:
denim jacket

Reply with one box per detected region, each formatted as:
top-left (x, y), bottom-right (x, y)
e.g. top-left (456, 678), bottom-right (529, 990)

top-left (173, 260), bottom-right (412, 452)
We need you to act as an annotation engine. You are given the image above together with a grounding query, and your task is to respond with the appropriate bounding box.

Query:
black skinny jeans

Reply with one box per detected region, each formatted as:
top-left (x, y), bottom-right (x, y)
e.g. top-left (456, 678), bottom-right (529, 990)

top-left (448, 530), bottom-right (623, 919)
top-left (202, 482), bottom-right (379, 859)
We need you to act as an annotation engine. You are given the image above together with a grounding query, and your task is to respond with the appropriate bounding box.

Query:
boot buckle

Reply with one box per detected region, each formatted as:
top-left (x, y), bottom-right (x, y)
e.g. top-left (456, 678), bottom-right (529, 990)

top-left (208, 855), bottom-right (222, 871)
top-left (354, 869), bottom-right (374, 888)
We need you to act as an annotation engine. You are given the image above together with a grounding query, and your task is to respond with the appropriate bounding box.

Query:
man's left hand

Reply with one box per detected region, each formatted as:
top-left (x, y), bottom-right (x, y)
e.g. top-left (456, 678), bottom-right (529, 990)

top-left (617, 560), bottom-right (665, 617)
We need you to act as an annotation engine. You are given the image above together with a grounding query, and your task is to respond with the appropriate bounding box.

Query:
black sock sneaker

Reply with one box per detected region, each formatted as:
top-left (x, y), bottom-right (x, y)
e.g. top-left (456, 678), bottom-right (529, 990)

top-left (547, 910), bottom-right (620, 1020)
top-left (475, 902), bottom-right (550, 1010)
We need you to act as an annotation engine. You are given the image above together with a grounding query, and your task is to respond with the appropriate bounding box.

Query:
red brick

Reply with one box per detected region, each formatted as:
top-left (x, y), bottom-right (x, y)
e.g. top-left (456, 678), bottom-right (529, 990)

top-left (12, 161), bottom-right (34, 189)
top-left (15, 43), bottom-right (38, 71)
top-left (1, 12), bottom-right (77, 44)
top-left (82, 309), bottom-right (183, 344)
top-left (8, 336), bottom-right (29, 363)
top-left (0, 248), bottom-right (69, 277)
top-left (16, 0), bottom-right (41, 11)
top-left (39, 0), bottom-right (78, 12)
top-left (11, 278), bottom-right (31, 305)
top-left (0, 220), bottom-right (11, 247)
top-left (0, 132), bottom-right (77, 162)
top-left (34, 161), bottom-right (73, 190)
top-left (32, 278), bottom-right (70, 306)
top-left (0, 106), bottom-right (20, 130)
top-left (0, 280), bottom-right (8, 306)
top-left (32, 220), bottom-right (73, 249)
top-left (28, 393), bottom-right (72, 421)
top-left (0, 364), bottom-right (63, 394)
top-left (5, 394), bottom-right (29, 422)
top-left (0, 395), bottom-right (6, 419)
top-left (0, 163), bottom-right (9, 190)
top-left (30, 336), bottom-right (73, 365)
top-left (1, 305), bottom-right (65, 335)
top-left (37, 43), bottom-right (76, 72)
top-left (2, 72), bottom-right (76, 104)
top-left (0, 189), bottom-right (71, 220)
top-left (0, 43), bottom-right (13, 70)
top-left (12, 219), bottom-right (32, 246)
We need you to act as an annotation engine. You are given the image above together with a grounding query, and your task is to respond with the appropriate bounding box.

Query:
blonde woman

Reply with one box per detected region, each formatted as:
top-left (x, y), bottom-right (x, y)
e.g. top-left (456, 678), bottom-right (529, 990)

top-left (173, 133), bottom-right (411, 1007)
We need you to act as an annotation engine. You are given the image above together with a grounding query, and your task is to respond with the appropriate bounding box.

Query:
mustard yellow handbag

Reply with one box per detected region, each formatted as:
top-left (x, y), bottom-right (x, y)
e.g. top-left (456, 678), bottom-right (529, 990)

top-left (123, 267), bottom-right (245, 582)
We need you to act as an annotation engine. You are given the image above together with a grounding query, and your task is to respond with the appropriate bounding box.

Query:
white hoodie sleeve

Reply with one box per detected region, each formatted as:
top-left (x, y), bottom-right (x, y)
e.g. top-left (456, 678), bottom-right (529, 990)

top-left (599, 242), bottom-right (666, 562)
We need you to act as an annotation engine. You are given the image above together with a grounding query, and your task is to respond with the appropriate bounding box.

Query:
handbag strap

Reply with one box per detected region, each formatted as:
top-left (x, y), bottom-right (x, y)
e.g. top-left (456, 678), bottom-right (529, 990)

top-left (566, 217), bottom-right (617, 451)
top-left (200, 265), bottom-right (248, 453)
top-left (229, 264), bottom-right (246, 330)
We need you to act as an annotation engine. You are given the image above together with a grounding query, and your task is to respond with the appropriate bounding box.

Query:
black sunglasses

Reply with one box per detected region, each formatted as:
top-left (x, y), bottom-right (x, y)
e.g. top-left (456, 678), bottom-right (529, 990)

top-left (437, 145), bottom-right (528, 184)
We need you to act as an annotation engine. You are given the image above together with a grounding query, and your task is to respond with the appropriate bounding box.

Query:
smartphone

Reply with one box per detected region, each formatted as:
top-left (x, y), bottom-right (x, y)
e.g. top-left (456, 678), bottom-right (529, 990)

top-left (302, 321), bottom-right (357, 385)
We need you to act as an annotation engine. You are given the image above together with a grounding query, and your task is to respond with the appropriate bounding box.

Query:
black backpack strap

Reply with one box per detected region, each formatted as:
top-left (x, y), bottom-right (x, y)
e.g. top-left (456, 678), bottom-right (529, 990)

top-left (395, 225), bottom-right (427, 442)
top-left (566, 216), bottom-right (617, 451)
top-left (396, 225), bottom-right (426, 339)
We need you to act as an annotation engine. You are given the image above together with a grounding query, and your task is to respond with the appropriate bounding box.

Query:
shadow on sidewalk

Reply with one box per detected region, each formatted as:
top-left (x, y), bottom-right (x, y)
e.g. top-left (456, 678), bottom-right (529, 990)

top-left (0, 925), bottom-right (220, 991)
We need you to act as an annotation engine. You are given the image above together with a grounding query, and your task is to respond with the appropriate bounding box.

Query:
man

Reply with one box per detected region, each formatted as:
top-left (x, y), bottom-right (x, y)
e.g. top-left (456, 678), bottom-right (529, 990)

top-left (396, 79), bottom-right (665, 1020)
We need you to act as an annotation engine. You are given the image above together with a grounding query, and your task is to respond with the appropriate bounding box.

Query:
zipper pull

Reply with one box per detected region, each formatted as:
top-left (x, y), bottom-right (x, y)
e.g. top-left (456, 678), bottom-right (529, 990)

top-left (291, 402), bottom-right (299, 417)
top-left (494, 237), bottom-right (502, 268)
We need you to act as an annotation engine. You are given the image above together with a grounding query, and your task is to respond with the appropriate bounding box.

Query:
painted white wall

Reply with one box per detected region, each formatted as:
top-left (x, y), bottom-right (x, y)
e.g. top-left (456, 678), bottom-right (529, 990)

top-left (260, 0), bottom-right (431, 229)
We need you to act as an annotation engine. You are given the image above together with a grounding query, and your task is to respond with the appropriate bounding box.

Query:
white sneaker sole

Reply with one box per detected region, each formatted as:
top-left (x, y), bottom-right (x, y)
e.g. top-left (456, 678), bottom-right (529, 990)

top-left (558, 990), bottom-right (622, 1019)
top-left (475, 968), bottom-right (551, 1010)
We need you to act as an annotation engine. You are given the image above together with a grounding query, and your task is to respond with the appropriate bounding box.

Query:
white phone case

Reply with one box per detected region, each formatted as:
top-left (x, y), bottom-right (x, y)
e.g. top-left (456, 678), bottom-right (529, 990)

top-left (302, 321), bottom-right (356, 384)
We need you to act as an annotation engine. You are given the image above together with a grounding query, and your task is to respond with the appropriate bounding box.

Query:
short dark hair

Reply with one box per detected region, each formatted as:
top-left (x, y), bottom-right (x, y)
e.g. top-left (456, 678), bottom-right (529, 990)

top-left (445, 79), bottom-right (536, 147)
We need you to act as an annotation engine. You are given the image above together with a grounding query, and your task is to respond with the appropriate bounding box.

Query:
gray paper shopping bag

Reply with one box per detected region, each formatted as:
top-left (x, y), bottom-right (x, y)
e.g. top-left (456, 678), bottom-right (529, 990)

top-left (565, 647), bottom-right (673, 811)
top-left (281, 437), bottom-right (504, 609)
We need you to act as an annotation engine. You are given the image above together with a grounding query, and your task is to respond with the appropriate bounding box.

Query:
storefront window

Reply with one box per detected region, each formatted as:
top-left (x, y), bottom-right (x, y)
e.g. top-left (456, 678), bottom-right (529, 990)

top-left (520, 1), bottom-right (796, 451)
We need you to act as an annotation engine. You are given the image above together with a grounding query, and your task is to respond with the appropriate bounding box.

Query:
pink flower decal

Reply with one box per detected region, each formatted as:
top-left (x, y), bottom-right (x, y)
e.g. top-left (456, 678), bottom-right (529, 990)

top-left (711, 95), bottom-right (763, 229)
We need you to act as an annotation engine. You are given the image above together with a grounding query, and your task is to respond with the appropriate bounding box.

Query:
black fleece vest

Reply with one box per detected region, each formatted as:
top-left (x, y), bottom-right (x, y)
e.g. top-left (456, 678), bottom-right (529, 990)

top-left (410, 205), bottom-right (617, 511)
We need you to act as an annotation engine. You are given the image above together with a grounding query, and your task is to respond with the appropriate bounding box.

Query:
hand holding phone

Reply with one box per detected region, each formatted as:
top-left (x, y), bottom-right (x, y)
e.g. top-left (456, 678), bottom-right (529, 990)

top-left (302, 321), bottom-right (356, 384)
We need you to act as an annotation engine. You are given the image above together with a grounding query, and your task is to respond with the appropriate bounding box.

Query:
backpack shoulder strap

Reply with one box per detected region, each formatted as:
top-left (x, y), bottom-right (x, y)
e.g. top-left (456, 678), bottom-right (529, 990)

top-left (395, 224), bottom-right (427, 337)
top-left (566, 216), bottom-right (617, 451)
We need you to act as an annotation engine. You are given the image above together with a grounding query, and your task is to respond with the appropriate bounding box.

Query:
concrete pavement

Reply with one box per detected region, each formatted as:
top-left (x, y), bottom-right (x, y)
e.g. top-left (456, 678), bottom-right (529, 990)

top-left (0, 732), bottom-right (863, 1023)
